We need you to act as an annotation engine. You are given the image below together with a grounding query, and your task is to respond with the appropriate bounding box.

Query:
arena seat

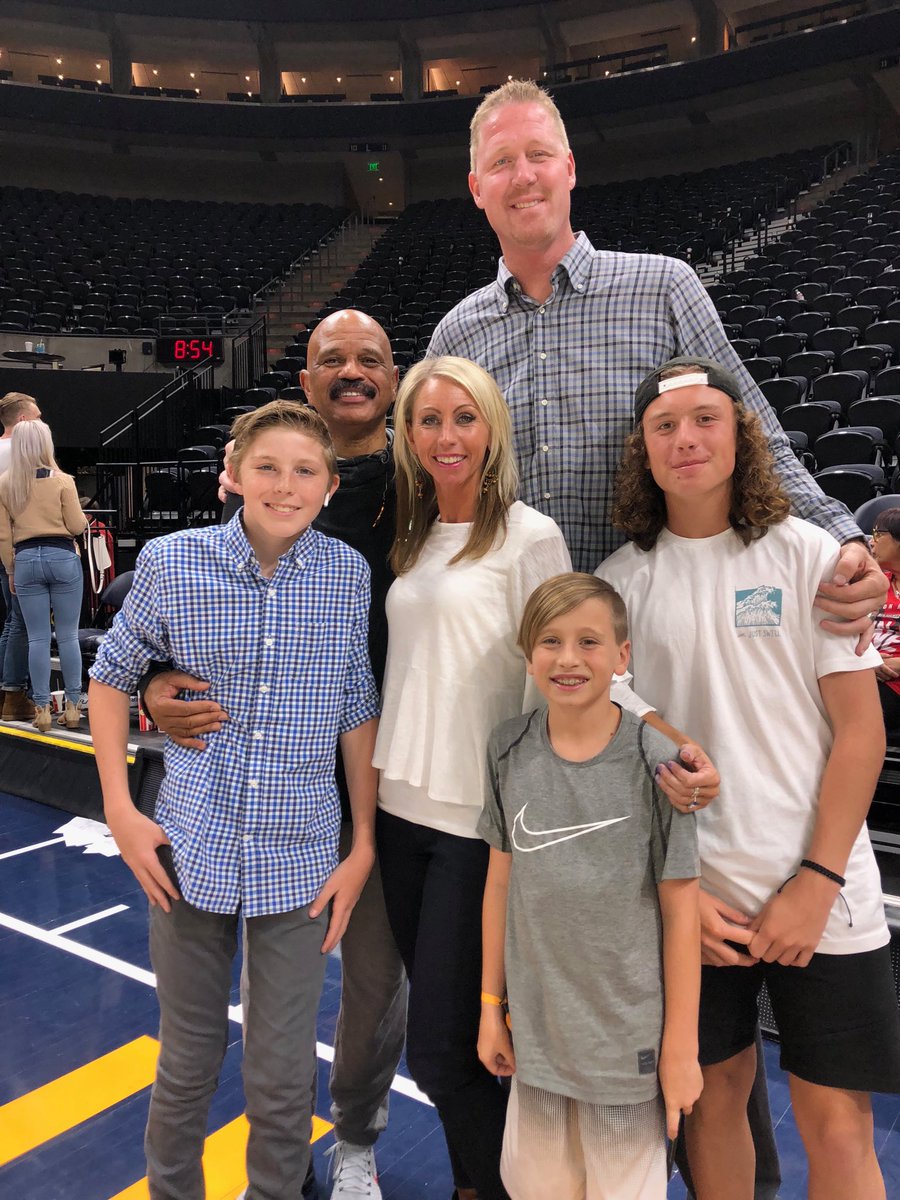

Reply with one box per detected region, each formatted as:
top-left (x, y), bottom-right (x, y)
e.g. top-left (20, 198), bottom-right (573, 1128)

top-left (814, 465), bottom-right (885, 509)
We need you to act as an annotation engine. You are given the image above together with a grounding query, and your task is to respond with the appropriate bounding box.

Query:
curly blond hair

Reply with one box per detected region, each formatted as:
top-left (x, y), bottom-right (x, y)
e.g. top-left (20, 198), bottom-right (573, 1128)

top-left (613, 382), bottom-right (791, 551)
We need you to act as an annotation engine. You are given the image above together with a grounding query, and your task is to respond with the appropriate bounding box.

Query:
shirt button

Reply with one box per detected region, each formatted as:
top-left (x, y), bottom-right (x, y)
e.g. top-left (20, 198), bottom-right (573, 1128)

top-left (543, 492), bottom-right (551, 500)
top-left (540, 399), bottom-right (548, 406)
top-left (541, 444), bottom-right (550, 453)
top-left (264, 637), bottom-right (274, 647)
top-left (260, 683), bottom-right (269, 693)
top-left (253, 731), bottom-right (263, 741)
top-left (539, 352), bottom-right (547, 360)
top-left (539, 306), bottom-right (545, 314)
top-left (248, 780), bottom-right (258, 789)
top-left (576, 284), bottom-right (584, 291)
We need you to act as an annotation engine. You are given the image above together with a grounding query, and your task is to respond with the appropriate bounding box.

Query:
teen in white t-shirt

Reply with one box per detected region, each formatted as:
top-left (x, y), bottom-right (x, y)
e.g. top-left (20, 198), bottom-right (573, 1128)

top-left (599, 356), bottom-right (900, 1200)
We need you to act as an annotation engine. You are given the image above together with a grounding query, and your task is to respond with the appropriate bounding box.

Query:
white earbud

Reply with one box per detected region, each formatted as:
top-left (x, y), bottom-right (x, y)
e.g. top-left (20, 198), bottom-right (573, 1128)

top-left (323, 492), bottom-right (331, 508)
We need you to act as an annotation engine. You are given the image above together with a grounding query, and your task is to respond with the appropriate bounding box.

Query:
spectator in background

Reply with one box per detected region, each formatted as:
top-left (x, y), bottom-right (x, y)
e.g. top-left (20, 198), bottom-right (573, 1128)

top-left (0, 391), bottom-right (42, 722)
top-left (869, 507), bottom-right (900, 742)
top-left (0, 419), bottom-right (87, 732)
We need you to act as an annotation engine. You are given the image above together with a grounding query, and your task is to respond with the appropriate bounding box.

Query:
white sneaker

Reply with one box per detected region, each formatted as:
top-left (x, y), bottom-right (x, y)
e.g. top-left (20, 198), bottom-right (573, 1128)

top-left (326, 1141), bottom-right (382, 1199)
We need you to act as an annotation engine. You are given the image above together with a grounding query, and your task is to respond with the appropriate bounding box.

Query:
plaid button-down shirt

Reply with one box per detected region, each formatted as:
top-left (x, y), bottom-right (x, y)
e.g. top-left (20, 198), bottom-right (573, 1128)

top-left (91, 515), bottom-right (380, 917)
top-left (430, 232), bottom-right (859, 572)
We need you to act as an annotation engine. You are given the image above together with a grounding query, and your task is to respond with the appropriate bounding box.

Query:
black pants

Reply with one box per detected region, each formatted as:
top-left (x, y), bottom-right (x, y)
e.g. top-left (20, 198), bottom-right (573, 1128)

top-left (377, 809), bottom-right (509, 1200)
top-left (878, 680), bottom-right (900, 744)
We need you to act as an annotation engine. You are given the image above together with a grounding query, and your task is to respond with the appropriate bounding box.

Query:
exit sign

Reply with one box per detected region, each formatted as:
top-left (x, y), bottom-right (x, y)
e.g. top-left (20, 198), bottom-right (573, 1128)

top-left (368, 161), bottom-right (380, 172)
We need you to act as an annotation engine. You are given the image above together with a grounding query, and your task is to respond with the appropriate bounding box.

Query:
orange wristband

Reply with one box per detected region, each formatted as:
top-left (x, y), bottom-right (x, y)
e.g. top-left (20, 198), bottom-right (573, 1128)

top-left (481, 991), bottom-right (505, 1006)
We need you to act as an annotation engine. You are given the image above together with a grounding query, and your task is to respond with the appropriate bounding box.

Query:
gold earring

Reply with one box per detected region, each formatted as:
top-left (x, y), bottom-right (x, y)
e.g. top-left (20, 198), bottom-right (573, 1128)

top-left (415, 469), bottom-right (425, 500)
top-left (481, 469), bottom-right (498, 495)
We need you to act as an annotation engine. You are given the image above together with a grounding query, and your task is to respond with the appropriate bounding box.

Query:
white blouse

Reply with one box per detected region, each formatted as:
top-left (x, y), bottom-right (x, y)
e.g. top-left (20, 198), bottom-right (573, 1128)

top-left (374, 501), bottom-right (572, 837)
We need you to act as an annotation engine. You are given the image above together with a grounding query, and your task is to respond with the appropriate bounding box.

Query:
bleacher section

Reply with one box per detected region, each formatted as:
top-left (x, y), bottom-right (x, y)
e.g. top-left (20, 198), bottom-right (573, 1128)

top-left (0, 190), bottom-right (347, 338)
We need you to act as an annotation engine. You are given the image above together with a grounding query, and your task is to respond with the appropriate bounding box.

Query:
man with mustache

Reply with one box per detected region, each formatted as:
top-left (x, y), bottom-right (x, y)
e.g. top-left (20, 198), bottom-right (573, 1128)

top-left (143, 309), bottom-right (405, 1200)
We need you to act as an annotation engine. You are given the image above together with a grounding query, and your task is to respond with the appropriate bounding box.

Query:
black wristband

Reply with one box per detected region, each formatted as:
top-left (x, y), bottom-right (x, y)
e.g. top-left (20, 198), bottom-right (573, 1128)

top-left (800, 858), bottom-right (845, 888)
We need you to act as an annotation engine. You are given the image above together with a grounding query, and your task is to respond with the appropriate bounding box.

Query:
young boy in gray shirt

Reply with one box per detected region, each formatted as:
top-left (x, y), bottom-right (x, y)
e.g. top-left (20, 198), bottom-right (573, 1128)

top-left (477, 573), bottom-right (701, 1200)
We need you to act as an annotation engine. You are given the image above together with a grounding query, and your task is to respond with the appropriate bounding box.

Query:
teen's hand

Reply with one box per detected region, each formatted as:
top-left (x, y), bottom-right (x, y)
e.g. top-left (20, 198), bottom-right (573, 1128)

top-left (748, 871), bottom-right (836, 967)
top-left (816, 544), bottom-right (887, 653)
top-left (477, 1007), bottom-right (516, 1078)
top-left (656, 744), bottom-right (719, 813)
top-left (106, 806), bottom-right (179, 911)
top-left (311, 844), bottom-right (375, 954)
top-left (699, 890), bottom-right (758, 967)
top-left (659, 1044), bottom-right (703, 1140)
top-left (144, 670), bottom-right (228, 750)
top-left (876, 655), bottom-right (900, 682)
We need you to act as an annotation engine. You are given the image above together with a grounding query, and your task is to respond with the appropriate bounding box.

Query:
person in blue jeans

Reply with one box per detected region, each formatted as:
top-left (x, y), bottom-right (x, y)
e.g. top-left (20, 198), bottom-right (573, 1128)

top-left (0, 391), bottom-right (43, 721)
top-left (0, 419), bottom-right (87, 731)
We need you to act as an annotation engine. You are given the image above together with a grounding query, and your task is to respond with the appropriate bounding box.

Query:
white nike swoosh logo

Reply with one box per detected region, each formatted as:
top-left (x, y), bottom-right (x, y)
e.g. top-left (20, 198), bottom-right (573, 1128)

top-left (511, 805), bottom-right (630, 852)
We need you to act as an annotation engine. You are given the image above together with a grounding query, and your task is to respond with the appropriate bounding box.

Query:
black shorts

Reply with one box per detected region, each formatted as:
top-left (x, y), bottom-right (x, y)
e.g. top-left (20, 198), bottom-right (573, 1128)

top-left (698, 944), bottom-right (900, 1094)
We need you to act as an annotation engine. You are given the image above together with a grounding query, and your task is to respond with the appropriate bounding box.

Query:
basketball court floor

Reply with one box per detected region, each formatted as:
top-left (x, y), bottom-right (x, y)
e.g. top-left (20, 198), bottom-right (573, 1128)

top-left (2, 787), bottom-right (900, 1200)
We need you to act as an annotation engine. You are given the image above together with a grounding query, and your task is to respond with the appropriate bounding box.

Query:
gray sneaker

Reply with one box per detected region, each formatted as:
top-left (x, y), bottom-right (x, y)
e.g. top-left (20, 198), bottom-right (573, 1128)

top-left (326, 1141), bottom-right (382, 1199)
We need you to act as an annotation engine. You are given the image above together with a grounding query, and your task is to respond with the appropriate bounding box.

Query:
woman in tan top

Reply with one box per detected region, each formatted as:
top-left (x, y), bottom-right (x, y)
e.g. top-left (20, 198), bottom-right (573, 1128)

top-left (0, 420), bottom-right (87, 731)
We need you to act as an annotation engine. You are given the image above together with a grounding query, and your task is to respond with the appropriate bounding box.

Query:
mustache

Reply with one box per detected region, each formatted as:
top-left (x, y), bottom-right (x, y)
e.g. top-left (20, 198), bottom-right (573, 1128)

top-left (330, 380), bottom-right (377, 401)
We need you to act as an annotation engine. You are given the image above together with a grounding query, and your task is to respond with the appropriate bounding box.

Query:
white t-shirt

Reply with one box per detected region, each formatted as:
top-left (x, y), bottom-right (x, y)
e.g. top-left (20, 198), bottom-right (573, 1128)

top-left (375, 501), bottom-right (573, 838)
top-left (599, 516), bottom-right (888, 955)
top-left (0, 439), bottom-right (11, 475)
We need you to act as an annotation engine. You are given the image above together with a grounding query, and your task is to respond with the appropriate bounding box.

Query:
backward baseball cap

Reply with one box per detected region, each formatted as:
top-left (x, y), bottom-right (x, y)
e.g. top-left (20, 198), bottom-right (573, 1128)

top-left (633, 355), bottom-right (744, 426)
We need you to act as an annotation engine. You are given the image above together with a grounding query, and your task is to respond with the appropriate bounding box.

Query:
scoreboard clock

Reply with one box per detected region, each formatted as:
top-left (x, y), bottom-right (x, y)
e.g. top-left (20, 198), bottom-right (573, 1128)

top-left (156, 336), bottom-right (225, 366)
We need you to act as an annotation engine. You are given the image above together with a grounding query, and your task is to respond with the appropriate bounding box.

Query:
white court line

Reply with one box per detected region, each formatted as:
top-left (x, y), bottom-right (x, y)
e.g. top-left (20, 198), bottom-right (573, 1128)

top-left (0, 835), bottom-right (66, 860)
top-left (0, 907), bottom-right (432, 1107)
top-left (51, 903), bottom-right (130, 934)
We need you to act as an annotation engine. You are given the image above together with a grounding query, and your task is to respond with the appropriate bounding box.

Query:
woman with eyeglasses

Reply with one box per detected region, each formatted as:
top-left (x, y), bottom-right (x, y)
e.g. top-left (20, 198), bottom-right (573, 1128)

top-left (869, 509), bottom-right (900, 741)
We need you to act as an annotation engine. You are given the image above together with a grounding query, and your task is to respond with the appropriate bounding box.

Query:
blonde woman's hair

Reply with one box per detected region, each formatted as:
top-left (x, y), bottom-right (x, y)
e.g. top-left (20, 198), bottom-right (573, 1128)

top-left (229, 398), bottom-right (337, 479)
top-left (391, 356), bottom-right (518, 575)
top-left (0, 419), bottom-right (61, 518)
top-left (518, 573), bottom-right (628, 658)
top-left (469, 79), bottom-right (570, 173)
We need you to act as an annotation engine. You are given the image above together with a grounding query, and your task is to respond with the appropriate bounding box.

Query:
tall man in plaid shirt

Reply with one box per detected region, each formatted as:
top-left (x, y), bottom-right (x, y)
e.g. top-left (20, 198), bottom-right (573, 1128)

top-left (430, 80), bottom-right (889, 1200)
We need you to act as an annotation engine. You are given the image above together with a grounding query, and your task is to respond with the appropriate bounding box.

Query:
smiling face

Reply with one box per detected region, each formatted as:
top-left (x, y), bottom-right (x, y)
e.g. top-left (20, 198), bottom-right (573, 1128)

top-left (301, 310), bottom-right (397, 453)
top-left (232, 427), bottom-right (339, 566)
top-left (407, 375), bottom-right (492, 518)
top-left (642, 383), bottom-right (737, 524)
top-left (527, 597), bottom-right (630, 714)
top-left (468, 100), bottom-right (576, 262)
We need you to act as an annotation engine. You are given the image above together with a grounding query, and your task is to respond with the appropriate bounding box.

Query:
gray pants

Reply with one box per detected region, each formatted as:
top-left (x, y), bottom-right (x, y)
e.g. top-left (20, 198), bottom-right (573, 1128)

top-left (329, 821), bottom-right (408, 1146)
top-left (147, 898), bottom-right (328, 1200)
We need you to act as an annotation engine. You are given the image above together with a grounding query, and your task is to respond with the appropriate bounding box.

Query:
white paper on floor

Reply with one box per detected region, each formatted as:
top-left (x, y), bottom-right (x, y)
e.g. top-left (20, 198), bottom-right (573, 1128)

top-left (54, 815), bottom-right (120, 856)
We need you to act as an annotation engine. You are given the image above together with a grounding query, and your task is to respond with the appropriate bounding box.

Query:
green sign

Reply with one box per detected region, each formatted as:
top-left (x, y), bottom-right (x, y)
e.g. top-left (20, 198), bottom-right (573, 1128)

top-left (368, 161), bottom-right (380, 172)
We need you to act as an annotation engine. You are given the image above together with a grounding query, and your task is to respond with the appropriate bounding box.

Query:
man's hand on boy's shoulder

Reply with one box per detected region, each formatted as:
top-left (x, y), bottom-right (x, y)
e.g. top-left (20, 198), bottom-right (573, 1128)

top-left (310, 843), bottom-right (376, 955)
top-left (655, 743), bottom-right (720, 814)
top-left (816, 541), bottom-right (888, 653)
top-left (143, 670), bottom-right (229, 750)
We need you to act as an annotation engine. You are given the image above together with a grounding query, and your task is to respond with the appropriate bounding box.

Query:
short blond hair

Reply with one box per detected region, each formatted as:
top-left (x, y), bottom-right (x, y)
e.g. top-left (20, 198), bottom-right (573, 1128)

top-left (469, 79), bottom-right (570, 173)
top-left (518, 573), bottom-right (628, 657)
top-left (0, 391), bottom-right (38, 431)
top-left (230, 399), bottom-right (337, 478)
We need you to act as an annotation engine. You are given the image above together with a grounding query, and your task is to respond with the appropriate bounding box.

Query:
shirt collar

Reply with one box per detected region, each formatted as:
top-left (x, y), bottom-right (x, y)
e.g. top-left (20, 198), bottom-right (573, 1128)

top-left (496, 231), bottom-right (592, 310)
top-left (222, 508), bottom-right (319, 573)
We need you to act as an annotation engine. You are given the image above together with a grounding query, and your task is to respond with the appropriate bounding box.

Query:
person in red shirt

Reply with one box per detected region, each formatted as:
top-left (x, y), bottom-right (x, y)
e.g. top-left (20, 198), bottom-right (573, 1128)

top-left (870, 507), bottom-right (900, 742)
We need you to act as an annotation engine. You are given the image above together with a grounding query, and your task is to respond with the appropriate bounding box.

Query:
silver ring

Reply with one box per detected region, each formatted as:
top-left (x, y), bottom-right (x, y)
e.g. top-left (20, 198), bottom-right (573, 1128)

top-left (687, 786), bottom-right (700, 810)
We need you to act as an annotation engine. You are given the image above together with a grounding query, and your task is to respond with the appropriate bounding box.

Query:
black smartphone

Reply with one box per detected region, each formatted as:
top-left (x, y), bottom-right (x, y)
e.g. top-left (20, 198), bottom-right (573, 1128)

top-left (156, 844), bottom-right (180, 891)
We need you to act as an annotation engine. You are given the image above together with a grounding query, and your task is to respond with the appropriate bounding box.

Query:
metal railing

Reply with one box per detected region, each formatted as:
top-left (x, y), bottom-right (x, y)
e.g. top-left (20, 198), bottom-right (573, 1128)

top-left (94, 460), bottom-right (220, 538)
top-left (232, 316), bottom-right (268, 393)
top-left (99, 359), bottom-right (218, 462)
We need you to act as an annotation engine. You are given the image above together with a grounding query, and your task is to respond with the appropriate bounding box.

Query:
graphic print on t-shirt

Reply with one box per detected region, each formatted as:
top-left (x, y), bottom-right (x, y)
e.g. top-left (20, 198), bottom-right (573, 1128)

top-left (511, 805), bottom-right (630, 852)
top-left (735, 585), bottom-right (782, 637)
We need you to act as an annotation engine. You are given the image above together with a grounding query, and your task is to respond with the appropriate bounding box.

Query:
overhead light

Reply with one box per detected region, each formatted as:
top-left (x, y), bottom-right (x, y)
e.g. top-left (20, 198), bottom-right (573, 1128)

top-left (691, 35), bottom-right (696, 43)
top-left (543, 71), bottom-right (547, 77)
top-left (508, 75), bottom-right (513, 81)
top-left (152, 69), bottom-right (158, 76)
top-left (190, 72), bottom-right (195, 79)
top-left (379, 176), bottom-right (383, 182)
top-left (389, 75), bottom-right (395, 82)
top-left (336, 76), bottom-right (342, 83)
top-left (605, 70), bottom-right (610, 76)
top-left (245, 75), bottom-right (251, 81)
top-left (56, 57), bottom-right (62, 65)
top-left (389, 201), bottom-right (393, 206)
top-left (301, 76), bottom-right (306, 83)
top-left (57, 74), bottom-right (63, 80)
top-left (96, 63), bottom-right (102, 70)
top-left (96, 79), bottom-right (101, 84)
top-left (195, 87), bottom-right (200, 94)
top-left (456, 80), bottom-right (460, 85)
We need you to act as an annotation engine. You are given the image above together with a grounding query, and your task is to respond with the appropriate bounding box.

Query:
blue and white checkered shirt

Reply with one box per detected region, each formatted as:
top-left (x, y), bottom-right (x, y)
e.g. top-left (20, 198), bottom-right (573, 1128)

top-left (90, 515), bottom-right (380, 917)
top-left (430, 232), bottom-right (860, 572)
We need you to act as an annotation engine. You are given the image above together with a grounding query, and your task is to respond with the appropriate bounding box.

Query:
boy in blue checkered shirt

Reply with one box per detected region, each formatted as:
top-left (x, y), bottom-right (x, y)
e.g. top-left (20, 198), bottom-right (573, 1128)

top-left (89, 401), bottom-right (380, 1200)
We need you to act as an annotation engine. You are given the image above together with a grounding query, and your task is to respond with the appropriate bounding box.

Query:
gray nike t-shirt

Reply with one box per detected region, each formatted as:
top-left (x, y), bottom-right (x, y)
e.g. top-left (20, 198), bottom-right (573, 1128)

top-left (479, 706), bottom-right (699, 1105)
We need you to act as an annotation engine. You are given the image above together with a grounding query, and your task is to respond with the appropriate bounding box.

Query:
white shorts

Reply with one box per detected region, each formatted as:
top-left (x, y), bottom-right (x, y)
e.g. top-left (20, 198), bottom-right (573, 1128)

top-left (500, 1077), bottom-right (667, 1200)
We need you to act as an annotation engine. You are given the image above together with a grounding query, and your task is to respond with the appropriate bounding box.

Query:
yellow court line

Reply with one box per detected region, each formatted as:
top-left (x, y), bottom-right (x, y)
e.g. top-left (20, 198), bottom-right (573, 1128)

top-left (0, 1035), bottom-right (159, 1167)
top-left (109, 1113), bottom-right (334, 1200)
top-left (0, 722), bottom-right (136, 762)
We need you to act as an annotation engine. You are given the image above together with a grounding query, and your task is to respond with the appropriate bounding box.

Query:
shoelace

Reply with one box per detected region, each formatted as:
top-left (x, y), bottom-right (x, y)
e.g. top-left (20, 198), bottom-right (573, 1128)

top-left (325, 1143), bottom-right (377, 1196)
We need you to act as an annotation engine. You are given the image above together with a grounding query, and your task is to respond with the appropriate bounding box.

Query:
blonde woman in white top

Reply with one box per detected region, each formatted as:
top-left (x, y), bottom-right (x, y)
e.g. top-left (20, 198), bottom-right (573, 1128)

top-left (0, 420), bottom-right (87, 731)
top-left (373, 356), bottom-right (571, 1200)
